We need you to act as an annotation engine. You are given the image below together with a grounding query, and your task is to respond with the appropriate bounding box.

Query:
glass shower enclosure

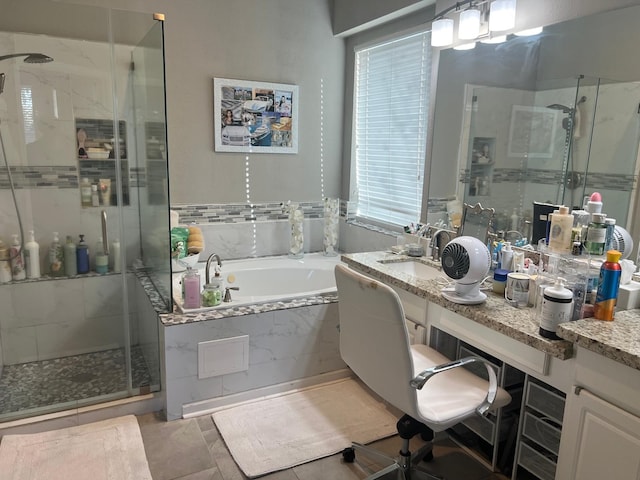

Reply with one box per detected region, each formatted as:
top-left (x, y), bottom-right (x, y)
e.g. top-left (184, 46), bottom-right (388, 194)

top-left (0, 2), bottom-right (170, 423)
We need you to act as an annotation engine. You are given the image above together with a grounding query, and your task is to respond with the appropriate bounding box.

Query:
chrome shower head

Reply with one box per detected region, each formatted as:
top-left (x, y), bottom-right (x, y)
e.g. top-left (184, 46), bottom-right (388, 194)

top-left (546, 103), bottom-right (572, 114)
top-left (0, 53), bottom-right (53, 63)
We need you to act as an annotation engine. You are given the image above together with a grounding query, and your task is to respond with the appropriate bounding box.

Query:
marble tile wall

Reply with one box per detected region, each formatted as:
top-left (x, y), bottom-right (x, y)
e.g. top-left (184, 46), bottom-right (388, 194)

top-left (0, 273), bottom-right (138, 365)
top-left (162, 302), bottom-right (345, 420)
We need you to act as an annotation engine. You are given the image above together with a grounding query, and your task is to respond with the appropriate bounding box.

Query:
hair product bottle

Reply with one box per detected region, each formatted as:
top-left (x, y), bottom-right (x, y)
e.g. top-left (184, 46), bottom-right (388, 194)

top-left (585, 213), bottom-right (606, 255)
top-left (24, 230), bottom-right (41, 279)
top-left (76, 234), bottom-right (90, 274)
top-left (10, 234), bottom-right (26, 281)
top-left (0, 240), bottom-right (13, 283)
top-left (49, 232), bottom-right (65, 277)
top-left (594, 250), bottom-right (622, 321)
top-left (64, 235), bottom-right (77, 276)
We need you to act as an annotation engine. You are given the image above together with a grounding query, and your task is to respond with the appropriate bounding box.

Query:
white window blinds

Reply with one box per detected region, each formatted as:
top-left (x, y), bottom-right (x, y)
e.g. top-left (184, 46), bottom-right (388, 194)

top-left (354, 30), bottom-right (431, 227)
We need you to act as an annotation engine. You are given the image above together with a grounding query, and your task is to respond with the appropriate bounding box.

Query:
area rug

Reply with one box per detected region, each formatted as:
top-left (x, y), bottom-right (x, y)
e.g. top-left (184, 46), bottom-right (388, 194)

top-left (212, 378), bottom-right (398, 478)
top-left (0, 415), bottom-right (152, 480)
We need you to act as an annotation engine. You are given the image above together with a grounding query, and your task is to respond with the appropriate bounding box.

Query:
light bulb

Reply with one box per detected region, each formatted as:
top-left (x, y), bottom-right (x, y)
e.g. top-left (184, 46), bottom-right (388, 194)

top-left (459, 8), bottom-right (481, 40)
top-left (489, 0), bottom-right (516, 32)
top-left (431, 18), bottom-right (454, 47)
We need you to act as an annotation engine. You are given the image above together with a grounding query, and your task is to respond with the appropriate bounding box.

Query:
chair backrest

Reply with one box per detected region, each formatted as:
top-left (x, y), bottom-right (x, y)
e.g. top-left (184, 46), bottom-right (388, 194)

top-left (335, 264), bottom-right (419, 418)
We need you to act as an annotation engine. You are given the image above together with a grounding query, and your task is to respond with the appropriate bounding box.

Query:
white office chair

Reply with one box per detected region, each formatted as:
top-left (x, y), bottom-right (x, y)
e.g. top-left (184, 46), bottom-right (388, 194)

top-left (334, 264), bottom-right (511, 480)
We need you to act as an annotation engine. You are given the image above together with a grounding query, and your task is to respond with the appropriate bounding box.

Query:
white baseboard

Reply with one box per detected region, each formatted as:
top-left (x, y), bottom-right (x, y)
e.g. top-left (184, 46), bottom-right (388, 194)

top-left (182, 368), bottom-right (353, 419)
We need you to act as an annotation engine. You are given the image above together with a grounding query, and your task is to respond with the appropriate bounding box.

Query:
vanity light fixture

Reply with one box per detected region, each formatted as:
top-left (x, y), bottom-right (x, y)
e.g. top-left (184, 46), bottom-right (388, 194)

top-left (430, 0), bottom-right (517, 48)
top-left (459, 7), bottom-right (481, 40)
top-left (432, 18), bottom-right (455, 47)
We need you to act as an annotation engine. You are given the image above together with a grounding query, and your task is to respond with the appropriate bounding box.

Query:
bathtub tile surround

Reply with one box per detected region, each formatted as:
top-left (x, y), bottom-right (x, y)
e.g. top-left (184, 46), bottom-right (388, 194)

top-left (162, 302), bottom-right (344, 420)
top-left (172, 201), bottom-right (333, 259)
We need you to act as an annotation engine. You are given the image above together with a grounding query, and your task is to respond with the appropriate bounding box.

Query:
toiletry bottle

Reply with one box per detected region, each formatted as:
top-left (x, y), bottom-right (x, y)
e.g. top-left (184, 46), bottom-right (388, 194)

top-left (548, 206), bottom-right (573, 254)
top-left (10, 234), bottom-right (26, 281)
top-left (183, 267), bottom-right (201, 309)
top-left (111, 238), bottom-right (121, 273)
top-left (91, 184), bottom-right (99, 207)
top-left (492, 268), bottom-right (508, 295)
top-left (24, 230), bottom-right (41, 279)
top-left (594, 249), bottom-right (622, 321)
top-left (604, 218), bottom-right (616, 252)
top-left (76, 234), bottom-right (90, 274)
top-left (49, 232), bottom-right (65, 277)
top-left (94, 235), bottom-right (108, 274)
top-left (80, 177), bottom-right (92, 207)
top-left (64, 235), bottom-right (77, 276)
top-left (202, 271), bottom-right (223, 307)
top-left (501, 242), bottom-right (513, 271)
top-left (585, 213), bottom-right (606, 255)
top-left (587, 191), bottom-right (603, 214)
top-left (0, 240), bottom-right (13, 283)
top-left (539, 277), bottom-right (574, 340)
top-left (510, 209), bottom-right (520, 231)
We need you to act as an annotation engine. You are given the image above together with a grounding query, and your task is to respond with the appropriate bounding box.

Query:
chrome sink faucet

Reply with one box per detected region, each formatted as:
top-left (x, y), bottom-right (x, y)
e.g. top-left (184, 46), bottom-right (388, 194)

top-left (205, 253), bottom-right (222, 284)
top-left (431, 229), bottom-right (453, 262)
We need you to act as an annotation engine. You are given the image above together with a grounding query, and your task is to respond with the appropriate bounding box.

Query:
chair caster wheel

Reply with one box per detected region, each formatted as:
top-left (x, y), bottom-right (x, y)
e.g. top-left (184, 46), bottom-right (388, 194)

top-left (422, 450), bottom-right (434, 462)
top-left (342, 447), bottom-right (356, 463)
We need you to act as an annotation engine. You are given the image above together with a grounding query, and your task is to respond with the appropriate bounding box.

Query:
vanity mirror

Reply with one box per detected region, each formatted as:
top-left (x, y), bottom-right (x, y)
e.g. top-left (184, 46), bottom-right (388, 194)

top-left (428, 5), bottom-right (640, 243)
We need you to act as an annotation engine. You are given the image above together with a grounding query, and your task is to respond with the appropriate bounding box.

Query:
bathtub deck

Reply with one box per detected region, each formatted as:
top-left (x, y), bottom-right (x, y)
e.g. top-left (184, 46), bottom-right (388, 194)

top-left (160, 293), bottom-right (338, 326)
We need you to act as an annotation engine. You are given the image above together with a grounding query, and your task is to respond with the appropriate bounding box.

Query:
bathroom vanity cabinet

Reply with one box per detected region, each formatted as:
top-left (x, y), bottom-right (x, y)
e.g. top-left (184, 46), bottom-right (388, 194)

top-left (341, 251), bottom-right (640, 480)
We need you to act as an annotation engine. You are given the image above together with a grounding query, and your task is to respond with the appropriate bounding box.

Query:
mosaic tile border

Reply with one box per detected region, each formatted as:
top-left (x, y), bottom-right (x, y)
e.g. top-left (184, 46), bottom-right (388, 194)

top-left (0, 165), bottom-right (79, 189)
top-left (459, 167), bottom-right (637, 192)
top-left (171, 201), bottom-right (329, 224)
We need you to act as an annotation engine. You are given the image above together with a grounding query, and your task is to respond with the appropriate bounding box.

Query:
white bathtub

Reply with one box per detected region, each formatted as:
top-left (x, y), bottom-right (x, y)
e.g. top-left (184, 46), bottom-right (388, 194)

top-left (173, 252), bottom-right (341, 312)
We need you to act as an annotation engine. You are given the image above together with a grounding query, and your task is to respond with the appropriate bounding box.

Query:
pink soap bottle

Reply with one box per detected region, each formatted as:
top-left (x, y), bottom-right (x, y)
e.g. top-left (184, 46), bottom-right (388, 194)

top-left (183, 267), bottom-right (201, 309)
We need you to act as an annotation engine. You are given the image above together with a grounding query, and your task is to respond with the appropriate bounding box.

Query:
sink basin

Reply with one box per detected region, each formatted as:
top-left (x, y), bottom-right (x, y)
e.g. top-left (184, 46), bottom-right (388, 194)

top-left (379, 259), bottom-right (443, 280)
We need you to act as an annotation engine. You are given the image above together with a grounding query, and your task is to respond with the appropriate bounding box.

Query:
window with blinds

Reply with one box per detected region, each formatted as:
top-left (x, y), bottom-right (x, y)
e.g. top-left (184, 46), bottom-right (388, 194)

top-left (353, 30), bottom-right (432, 227)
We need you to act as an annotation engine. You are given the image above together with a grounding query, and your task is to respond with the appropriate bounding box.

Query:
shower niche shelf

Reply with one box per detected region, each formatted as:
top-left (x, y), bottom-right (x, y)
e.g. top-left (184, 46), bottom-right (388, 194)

top-left (0, 270), bottom-right (126, 286)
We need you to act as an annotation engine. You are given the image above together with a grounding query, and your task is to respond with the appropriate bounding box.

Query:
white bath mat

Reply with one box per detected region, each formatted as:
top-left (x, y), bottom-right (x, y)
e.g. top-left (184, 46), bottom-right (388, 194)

top-left (0, 415), bottom-right (152, 480)
top-left (212, 378), bottom-right (398, 478)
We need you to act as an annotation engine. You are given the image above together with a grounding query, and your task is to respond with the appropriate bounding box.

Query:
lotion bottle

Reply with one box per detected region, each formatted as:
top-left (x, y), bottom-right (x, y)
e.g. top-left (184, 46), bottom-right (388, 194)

top-left (501, 242), bottom-right (513, 271)
top-left (80, 178), bottom-right (92, 207)
top-left (24, 230), bottom-right (41, 279)
top-left (111, 238), bottom-right (121, 273)
top-left (548, 206), bottom-right (573, 254)
top-left (183, 267), bottom-right (201, 309)
top-left (539, 277), bottom-right (574, 340)
top-left (10, 234), bottom-right (26, 281)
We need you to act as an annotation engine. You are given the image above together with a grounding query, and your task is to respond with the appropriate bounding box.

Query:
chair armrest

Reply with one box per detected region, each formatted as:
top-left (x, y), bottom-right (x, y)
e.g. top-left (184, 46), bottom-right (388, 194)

top-left (409, 356), bottom-right (498, 416)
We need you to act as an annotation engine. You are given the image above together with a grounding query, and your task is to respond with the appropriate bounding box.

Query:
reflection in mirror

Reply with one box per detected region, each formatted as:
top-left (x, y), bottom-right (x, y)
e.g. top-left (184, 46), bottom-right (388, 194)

top-left (458, 202), bottom-right (495, 244)
top-left (428, 5), bottom-right (640, 247)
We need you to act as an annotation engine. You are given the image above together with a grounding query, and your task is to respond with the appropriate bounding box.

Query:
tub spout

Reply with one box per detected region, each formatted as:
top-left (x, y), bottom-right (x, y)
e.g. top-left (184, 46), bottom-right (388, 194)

top-left (205, 253), bottom-right (222, 284)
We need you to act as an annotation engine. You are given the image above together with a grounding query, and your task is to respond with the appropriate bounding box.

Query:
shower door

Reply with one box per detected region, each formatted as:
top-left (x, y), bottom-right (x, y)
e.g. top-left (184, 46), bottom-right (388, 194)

top-left (0, 5), bottom-right (165, 423)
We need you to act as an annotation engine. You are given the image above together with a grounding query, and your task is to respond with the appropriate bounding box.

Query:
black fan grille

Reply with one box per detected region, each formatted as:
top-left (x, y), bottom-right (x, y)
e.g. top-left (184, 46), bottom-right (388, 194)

top-left (441, 243), bottom-right (470, 280)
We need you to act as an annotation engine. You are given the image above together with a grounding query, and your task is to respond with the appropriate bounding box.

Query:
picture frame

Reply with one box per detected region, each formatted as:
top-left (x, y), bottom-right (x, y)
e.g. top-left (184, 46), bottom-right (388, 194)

top-left (507, 105), bottom-right (557, 158)
top-left (213, 77), bottom-right (299, 154)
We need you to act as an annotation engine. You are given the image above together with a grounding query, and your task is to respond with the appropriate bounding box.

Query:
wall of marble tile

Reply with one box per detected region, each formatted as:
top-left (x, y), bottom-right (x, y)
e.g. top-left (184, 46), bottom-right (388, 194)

top-left (161, 302), bottom-right (345, 421)
top-left (0, 273), bottom-right (138, 365)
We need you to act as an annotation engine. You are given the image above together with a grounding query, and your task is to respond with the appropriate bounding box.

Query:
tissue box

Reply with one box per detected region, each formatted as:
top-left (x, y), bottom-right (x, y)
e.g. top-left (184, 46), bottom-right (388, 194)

top-left (617, 280), bottom-right (640, 311)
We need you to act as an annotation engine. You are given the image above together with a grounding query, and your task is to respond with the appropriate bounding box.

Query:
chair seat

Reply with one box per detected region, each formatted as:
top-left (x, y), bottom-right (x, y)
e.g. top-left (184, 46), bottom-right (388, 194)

top-left (410, 344), bottom-right (512, 431)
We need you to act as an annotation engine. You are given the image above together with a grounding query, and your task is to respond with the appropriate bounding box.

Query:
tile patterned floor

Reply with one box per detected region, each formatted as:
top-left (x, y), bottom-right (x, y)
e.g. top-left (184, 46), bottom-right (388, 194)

top-left (137, 411), bottom-right (510, 480)
top-left (0, 347), bottom-right (154, 418)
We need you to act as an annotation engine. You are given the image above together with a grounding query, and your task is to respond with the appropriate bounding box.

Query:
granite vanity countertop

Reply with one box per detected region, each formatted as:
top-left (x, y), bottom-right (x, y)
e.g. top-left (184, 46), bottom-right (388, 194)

top-left (557, 310), bottom-right (640, 371)
top-left (341, 251), bottom-right (574, 360)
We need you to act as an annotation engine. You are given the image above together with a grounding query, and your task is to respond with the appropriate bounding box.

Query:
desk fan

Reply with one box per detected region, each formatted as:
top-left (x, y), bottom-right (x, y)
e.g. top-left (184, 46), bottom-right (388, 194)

top-left (440, 236), bottom-right (491, 305)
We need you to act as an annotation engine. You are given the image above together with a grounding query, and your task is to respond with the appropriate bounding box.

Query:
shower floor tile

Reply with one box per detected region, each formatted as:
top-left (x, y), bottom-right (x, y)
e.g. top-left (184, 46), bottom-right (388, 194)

top-left (0, 346), bottom-right (153, 417)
